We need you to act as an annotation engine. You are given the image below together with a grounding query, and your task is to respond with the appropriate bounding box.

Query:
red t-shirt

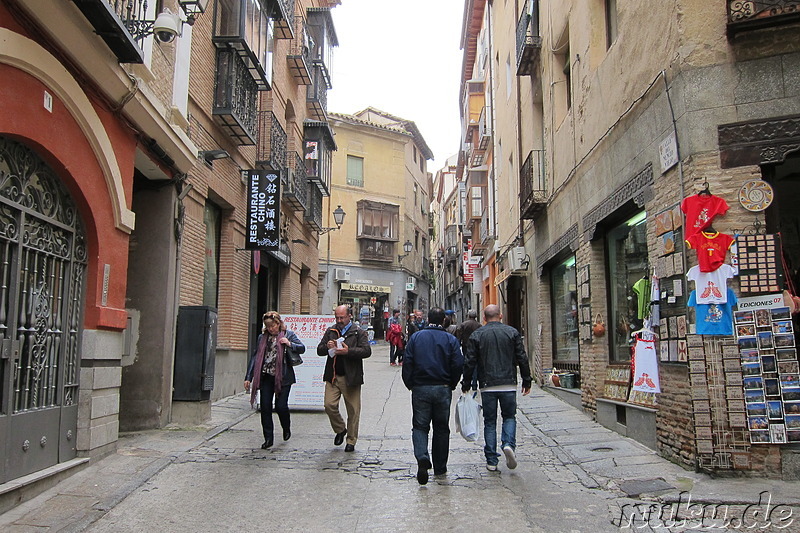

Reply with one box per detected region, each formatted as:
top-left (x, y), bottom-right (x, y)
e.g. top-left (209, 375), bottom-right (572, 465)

top-left (680, 194), bottom-right (729, 237)
top-left (685, 231), bottom-right (734, 272)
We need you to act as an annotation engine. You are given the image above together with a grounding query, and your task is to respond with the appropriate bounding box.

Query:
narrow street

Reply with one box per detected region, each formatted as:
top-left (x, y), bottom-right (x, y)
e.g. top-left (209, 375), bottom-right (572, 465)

top-left (2, 344), bottom-right (798, 533)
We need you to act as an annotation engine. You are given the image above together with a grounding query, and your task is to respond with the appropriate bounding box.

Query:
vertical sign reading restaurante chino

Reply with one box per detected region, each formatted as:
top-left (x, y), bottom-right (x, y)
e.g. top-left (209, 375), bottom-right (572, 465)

top-left (246, 170), bottom-right (280, 250)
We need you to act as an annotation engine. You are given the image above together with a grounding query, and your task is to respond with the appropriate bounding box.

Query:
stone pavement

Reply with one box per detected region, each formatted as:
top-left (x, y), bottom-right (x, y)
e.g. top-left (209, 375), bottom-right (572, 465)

top-left (1, 342), bottom-right (798, 532)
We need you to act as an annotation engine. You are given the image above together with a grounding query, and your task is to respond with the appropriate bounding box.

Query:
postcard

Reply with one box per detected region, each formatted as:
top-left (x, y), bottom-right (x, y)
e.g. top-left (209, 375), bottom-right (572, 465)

top-left (743, 376), bottom-right (764, 390)
top-left (780, 375), bottom-right (800, 388)
top-left (735, 310), bottom-right (754, 324)
top-left (750, 431), bottom-right (770, 444)
top-left (742, 362), bottom-right (762, 376)
top-left (738, 336), bottom-right (758, 350)
top-left (767, 401), bottom-right (783, 419)
top-left (779, 361), bottom-right (800, 374)
top-left (671, 205), bottom-right (683, 229)
top-left (784, 401), bottom-right (800, 415)
top-left (758, 331), bottom-right (774, 349)
top-left (771, 307), bottom-right (791, 321)
top-left (740, 349), bottom-right (760, 363)
top-left (746, 402), bottom-right (766, 416)
top-left (770, 424), bottom-right (787, 444)
top-left (737, 324), bottom-right (756, 337)
top-left (745, 388), bottom-right (765, 403)
top-left (748, 415), bottom-right (769, 430)
top-left (775, 334), bottom-right (795, 348)
top-left (786, 415), bottom-right (800, 430)
top-left (773, 320), bottom-right (793, 334)
top-left (776, 348), bottom-right (797, 361)
top-left (661, 231), bottom-right (675, 256)
top-left (764, 378), bottom-right (781, 397)
top-left (761, 355), bottom-right (777, 373)
top-left (755, 309), bottom-right (771, 328)
top-left (655, 211), bottom-right (673, 235)
top-left (783, 388), bottom-right (800, 401)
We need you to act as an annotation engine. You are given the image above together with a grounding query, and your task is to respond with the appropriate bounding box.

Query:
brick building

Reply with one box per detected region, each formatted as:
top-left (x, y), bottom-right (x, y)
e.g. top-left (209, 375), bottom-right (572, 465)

top-left (456, 0), bottom-right (800, 478)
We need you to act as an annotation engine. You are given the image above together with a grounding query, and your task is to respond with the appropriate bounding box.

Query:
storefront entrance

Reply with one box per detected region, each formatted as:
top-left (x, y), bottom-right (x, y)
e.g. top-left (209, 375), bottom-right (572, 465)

top-left (0, 137), bottom-right (87, 483)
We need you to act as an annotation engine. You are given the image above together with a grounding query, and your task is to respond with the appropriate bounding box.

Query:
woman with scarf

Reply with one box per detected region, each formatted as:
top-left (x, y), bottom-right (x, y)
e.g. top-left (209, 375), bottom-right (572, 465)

top-left (244, 311), bottom-right (305, 449)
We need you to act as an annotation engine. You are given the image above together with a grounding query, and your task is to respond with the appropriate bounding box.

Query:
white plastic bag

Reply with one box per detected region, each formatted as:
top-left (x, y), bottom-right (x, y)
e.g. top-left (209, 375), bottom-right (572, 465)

top-left (455, 392), bottom-right (481, 442)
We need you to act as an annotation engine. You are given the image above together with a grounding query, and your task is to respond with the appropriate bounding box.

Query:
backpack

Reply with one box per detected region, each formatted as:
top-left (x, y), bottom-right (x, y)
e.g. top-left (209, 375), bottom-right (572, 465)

top-left (388, 322), bottom-right (404, 347)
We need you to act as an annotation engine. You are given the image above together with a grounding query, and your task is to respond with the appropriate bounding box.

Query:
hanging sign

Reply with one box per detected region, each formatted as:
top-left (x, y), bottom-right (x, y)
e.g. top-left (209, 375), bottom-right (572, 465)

top-left (245, 170), bottom-right (280, 250)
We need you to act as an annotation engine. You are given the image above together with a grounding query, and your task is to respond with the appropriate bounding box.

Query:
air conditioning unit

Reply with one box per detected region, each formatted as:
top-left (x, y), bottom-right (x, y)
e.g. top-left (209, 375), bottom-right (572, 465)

top-left (508, 246), bottom-right (528, 271)
top-left (406, 276), bottom-right (416, 291)
top-left (334, 268), bottom-right (350, 281)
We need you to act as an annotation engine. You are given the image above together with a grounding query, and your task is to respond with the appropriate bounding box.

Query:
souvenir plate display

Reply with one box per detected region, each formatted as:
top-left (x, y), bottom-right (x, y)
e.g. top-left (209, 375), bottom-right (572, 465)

top-left (735, 234), bottom-right (784, 294)
top-left (736, 305), bottom-right (800, 443)
top-left (738, 180), bottom-right (774, 212)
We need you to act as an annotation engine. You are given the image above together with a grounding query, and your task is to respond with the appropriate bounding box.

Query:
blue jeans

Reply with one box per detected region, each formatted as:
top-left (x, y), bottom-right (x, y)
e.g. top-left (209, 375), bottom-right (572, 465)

top-left (259, 374), bottom-right (291, 441)
top-left (481, 391), bottom-right (517, 466)
top-left (411, 385), bottom-right (452, 474)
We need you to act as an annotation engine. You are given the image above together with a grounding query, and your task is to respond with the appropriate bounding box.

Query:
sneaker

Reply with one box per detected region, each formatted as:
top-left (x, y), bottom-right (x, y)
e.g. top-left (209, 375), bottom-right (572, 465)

top-left (390, 362), bottom-right (396, 366)
top-left (417, 458), bottom-right (432, 485)
top-left (486, 464), bottom-right (498, 471)
top-left (502, 446), bottom-right (517, 469)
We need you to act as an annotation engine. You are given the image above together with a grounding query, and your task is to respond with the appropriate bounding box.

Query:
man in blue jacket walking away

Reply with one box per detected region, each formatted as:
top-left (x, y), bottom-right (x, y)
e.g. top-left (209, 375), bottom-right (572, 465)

top-left (403, 307), bottom-right (464, 485)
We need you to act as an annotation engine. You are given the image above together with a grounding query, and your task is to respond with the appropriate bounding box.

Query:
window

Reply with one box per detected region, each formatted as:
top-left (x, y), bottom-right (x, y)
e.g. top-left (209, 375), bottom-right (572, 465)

top-left (551, 256), bottom-right (579, 363)
top-left (605, 0), bottom-right (618, 49)
top-left (203, 202), bottom-right (222, 308)
top-left (563, 45), bottom-right (572, 110)
top-left (414, 183), bottom-right (418, 206)
top-left (415, 229), bottom-right (419, 250)
top-left (357, 200), bottom-right (399, 240)
top-left (346, 155), bottom-right (364, 187)
top-left (606, 212), bottom-right (648, 361)
top-left (413, 146), bottom-right (418, 163)
top-left (470, 186), bottom-right (482, 218)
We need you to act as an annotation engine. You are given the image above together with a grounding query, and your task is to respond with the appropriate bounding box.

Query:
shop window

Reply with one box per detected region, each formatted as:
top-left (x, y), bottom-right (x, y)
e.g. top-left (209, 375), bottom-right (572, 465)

top-left (551, 255), bottom-right (579, 363)
top-left (606, 211), bottom-right (648, 361)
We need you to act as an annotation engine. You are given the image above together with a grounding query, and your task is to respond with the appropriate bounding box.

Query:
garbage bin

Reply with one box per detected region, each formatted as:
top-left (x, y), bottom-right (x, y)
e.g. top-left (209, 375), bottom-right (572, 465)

top-left (559, 373), bottom-right (575, 389)
top-left (173, 306), bottom-right (218, 401)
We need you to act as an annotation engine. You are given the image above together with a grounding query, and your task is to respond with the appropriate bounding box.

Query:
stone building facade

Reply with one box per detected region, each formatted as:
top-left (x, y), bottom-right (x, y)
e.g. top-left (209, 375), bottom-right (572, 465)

top-left (457, 0), bottom-right (800, 477)
top-left (322, 109), bottom-right (433, 330)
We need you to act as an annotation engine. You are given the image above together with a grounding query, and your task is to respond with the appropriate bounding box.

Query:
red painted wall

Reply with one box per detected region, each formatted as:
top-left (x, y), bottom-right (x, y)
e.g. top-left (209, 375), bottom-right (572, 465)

top-left (0, 63), bottom-right (134, 331)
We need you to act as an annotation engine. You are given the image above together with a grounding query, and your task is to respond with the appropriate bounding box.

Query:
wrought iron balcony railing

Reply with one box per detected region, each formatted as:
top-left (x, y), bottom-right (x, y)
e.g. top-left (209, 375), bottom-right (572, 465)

top-left (305, 184), bottom-right (323, 231)
top-left (283, 152), bottom-right (308, 212)
top-left (727, 0), bottom-right (800, 35)
top-left (256, 111), bottom-right (287, 170)
top-left (520, 149), bottom-right (547, 219)
top-left (287, 16), bottom-right (313, 85)
top-left (72, 0), bottom-right (147, 63)
top-left (272, 0), bottom-right (296, 39)
top-left (307, 65), bottom-right (328, 121)
top-left (516, 0), bottom-right (542, 76)
top-left (213, 48), bottom-right (258, 145)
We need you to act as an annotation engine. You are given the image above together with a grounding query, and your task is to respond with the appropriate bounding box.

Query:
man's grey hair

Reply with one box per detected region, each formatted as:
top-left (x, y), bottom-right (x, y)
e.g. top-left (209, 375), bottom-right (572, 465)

top-left (467, 309), bottom-right (478, 319)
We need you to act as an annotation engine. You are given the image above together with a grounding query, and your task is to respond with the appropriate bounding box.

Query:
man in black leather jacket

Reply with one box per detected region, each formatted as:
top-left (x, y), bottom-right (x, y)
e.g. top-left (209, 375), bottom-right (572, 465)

top-left (462, 304), bottom-right (531, 471)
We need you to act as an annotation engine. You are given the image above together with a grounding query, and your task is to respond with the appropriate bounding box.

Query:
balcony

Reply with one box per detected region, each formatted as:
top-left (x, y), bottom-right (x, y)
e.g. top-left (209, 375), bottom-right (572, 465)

top-left (727, 0), bottom-right (800, 36)
top-left (212, 0), bottom-right (275, 89)
top-left (72, 0), bottom-right (146, 63)
top-left (305, 185), bottom-right (323, 231)
top-left (307, 65), bottom-right (329, 121)
top-left (304, 120), bottom-right (335, 196)
top-left (359, 240), bottom-right (394, 263)
top-left (478, 106), bottom-right (491, 150)
top-left (271, 0), bottom-right (296, 39)
top-left (307, 8), bottom-right (338, 89)
top-left (256, 111), bottom-right (287, 170)
top-left (213, 49), bottom-right (258, 145)
top-left (283, 152), bottom-right (308, 212)
top-left (287, 16), bottom-right (313, 85)
top-left (516, 0), bottom-right (542, 76)
top-left (520, 149), bottom-right (547, 219)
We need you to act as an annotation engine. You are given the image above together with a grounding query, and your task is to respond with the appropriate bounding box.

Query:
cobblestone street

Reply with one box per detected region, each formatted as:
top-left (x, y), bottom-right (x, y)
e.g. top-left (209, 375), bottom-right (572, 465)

top-left (2, 345), bottom-right (799, 532)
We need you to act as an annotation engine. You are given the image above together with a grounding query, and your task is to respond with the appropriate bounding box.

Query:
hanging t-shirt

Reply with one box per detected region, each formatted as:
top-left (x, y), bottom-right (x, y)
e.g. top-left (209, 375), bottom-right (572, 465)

top-left (631, 336), bottom-right (660, 394)
top-left (685, 231), bottom-right (734, 272)
top-left (632, 277), bottom-right (651, 319)
top-left (688, 288), bottom-right (737, 336)
top-left (681, 194), bottom-right (729, 237)
top-left (686, 264), bottom-right (735, 304)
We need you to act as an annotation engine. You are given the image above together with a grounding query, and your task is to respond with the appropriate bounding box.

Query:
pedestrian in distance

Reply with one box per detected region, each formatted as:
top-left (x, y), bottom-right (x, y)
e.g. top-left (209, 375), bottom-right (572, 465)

top-left (402, 307), bottom-right (464, 485)
top-left (316, 305), bottom-right (372, 452)
top-left (462, 304), bottom-right (532, 471)
top-left (407, 309), bottom-right (427, 337)
top-left (455, 309), bottom-right (482, 390)
top-left (386, 309), bottom-right (403, 366)
top-left (444, 309), bottom-right (458, 335)
top-left (244, 311), bottom-right (305, 449)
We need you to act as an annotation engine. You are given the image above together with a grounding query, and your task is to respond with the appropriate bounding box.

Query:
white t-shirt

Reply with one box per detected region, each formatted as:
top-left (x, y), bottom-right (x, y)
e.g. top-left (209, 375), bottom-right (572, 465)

top-left (686, 264), bottom-right (734, 304)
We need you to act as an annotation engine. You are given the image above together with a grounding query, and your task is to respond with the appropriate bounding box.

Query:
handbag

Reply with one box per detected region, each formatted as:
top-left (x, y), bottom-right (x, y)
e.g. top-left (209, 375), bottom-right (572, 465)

top-left (285, 347), bottom-right (303, 366)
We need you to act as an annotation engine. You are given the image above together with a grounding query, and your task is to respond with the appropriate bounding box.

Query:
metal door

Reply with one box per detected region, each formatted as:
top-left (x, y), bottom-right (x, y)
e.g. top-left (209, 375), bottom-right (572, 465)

top-left (0, 136), bottom-right (87, 483)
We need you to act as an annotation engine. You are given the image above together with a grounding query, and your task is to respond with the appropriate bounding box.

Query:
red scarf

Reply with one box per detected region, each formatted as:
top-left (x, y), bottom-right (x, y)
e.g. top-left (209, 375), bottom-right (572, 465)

top-left (249, 331), bottom-right (286, 407)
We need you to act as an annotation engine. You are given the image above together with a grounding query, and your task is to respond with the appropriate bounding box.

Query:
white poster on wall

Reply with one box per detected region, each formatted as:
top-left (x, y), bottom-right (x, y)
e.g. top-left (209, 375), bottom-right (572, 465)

top-left (282, 315), bottom-right (336, 408)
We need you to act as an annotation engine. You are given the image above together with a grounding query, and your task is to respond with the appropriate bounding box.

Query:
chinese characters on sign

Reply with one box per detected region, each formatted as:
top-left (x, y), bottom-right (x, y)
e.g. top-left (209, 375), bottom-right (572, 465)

top-left (245, 170), bottom-right (280, 250)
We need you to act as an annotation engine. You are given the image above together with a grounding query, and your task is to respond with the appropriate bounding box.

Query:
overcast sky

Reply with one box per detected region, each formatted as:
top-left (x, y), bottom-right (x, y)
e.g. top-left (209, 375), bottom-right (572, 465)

top-left (328, 0), bottom-right (465, 170)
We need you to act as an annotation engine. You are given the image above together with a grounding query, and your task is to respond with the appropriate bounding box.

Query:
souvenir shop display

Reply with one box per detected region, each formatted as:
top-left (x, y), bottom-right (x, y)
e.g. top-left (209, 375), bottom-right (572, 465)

top-left (602, 365), bottom-right (632, 402)
top-left (736, 234), bottom-right (783, 295)
top-left (578, 265), bottom-right (593, 341)
top-left (628, 326), bottom-right (660, 406)
top-left (685, 231), bottom-right (735, 272)
top-left (688, 288), bottom-right (737, 336)
top-left (735, 305), bottom-right (800, 443)
top-left (653, 205), bottom-right (688, 360)
top-left (738, 180), bottom-right (774, 212)
top-left (680, 187), bottom-right (729, 237)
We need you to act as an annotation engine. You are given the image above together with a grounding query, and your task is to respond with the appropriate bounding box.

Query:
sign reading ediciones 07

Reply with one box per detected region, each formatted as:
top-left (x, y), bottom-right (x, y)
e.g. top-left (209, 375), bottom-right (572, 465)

top-left (246, 170), bottom-right (280, 250)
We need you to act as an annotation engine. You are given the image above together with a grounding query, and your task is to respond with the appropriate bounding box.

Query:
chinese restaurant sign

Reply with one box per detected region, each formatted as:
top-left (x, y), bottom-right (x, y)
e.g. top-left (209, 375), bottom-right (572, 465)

top-left (246, 170), bottom-right (280, 250)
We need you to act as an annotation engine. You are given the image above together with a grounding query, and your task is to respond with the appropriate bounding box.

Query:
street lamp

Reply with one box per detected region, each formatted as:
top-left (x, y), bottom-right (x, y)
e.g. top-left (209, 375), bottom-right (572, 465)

top-left (436, 248), bottom-right (444, 265)
top-left (319, 205), bottom-right (346, 234)
top-left (398, 240), bottom-right (413, 263)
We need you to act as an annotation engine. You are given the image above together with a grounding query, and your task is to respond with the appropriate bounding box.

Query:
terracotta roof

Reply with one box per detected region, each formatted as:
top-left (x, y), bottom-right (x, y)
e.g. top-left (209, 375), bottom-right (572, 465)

top-left (329, 107), bottom-right (434, 160)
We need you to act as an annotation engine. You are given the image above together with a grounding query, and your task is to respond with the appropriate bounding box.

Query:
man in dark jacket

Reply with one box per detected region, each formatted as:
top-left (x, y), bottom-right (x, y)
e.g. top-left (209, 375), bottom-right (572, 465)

top-left (462, 304), bottom-right (531, 471)
top-left (403, 307), bottom-right (463, 485)
top-left (317, 305), bottom-right (372, 452)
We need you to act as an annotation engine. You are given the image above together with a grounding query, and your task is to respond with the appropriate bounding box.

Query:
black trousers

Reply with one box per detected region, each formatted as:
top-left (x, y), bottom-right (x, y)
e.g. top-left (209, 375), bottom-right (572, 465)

top-left (259, 374), bottom-right (291, 441)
